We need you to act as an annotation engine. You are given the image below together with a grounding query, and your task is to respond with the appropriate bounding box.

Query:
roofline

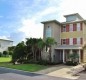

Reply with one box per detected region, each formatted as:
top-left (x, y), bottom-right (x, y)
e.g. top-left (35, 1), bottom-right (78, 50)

top-left (0, 39), bottom-right (13, 42)
top-left (61, 20), bottom-right (86, 24)
top-left (64, 13), bottom-right (78, 17)
top-left (64, 13), bottom-right (84, 20)
top-left (41, 20), bottom-right (61, 25)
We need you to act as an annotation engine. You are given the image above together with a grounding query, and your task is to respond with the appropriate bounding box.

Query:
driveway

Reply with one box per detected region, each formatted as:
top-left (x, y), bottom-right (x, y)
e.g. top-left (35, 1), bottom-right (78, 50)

top-left (0, 67), bottom-right (85, 80)
top-left (0, 67), bottom-right (70, 80)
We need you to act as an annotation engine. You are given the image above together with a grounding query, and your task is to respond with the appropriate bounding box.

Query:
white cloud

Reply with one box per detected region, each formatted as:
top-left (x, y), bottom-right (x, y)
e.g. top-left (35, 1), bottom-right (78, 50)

top-left (18, 0), bottom-right (86, 40)
top-left (19, 6), bottom-right (59, 39)
top-left (0, 36), bottom-right (10, 40)
top-left (38, 7), bottom-right (58, 17)
top-left (58, 0), bottom-right (86, 21)
top-left (19, 18), bottom-right (43, 39)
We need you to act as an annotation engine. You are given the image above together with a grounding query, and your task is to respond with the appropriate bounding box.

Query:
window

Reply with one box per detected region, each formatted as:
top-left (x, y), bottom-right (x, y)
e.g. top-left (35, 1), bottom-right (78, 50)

top-left (77, 37), bottom-right (80, 45)
top-left (69, 24), bottom-right (73, 32)
top-left (77, 23), bottom-right (80, 31)
top-left (66, 25), bottom-right (69, 32)
top-left (63, 26), bottom-right (66, 32)
top-left (66, 39), bottom-right (69, 45)
top-left (45, 26), bottom-right (51, 38)
top-left (62, 39), bottom-right (66, 45)
top-left (73, 24), bottom-right (77, 31)
top-left (69, 38), bottom-right (73, 45)
top-left (73, 38), bottom-right (77, 44)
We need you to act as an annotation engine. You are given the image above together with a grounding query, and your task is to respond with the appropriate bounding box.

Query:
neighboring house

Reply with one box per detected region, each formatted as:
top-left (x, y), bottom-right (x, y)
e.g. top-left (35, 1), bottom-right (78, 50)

top-left (0, 39), bottom-right (13, 52)
top-left (41, 13), bottom-right (86, 63)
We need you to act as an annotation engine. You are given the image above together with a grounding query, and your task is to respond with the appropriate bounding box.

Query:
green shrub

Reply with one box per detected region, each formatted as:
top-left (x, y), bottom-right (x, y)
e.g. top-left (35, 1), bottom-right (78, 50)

top-left (65, 61), bottom-right (78, 66)
top-left (0, 52), bottom-right (2, 57)
top-left (9, 51), bottom-right (13, 55)
top-left (3, 51), bottom-right (8, 57)
top-left (37, 60), bottom-right (61, 65)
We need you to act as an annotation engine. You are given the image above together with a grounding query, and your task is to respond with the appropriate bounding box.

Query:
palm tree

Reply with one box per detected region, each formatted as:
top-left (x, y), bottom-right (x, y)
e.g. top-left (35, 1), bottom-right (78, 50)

top-left (26, 38), bottom-right (35, 61)
top-left (45, 37), bottom-right (56, 62)
top-left (37, 38), bottom-right (45, 60)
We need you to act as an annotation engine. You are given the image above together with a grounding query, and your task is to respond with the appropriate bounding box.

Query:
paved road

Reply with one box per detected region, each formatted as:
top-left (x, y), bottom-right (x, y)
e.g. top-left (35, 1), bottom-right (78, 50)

top-left (0, 67), bottom-right (71, 80)
top-left (0, 67), bottom-right (85, 80)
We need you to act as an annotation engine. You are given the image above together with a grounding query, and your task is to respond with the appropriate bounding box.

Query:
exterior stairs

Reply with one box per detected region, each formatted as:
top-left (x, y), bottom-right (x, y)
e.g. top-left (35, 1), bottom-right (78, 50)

top-left (68, 63), bottom-right (86, 76)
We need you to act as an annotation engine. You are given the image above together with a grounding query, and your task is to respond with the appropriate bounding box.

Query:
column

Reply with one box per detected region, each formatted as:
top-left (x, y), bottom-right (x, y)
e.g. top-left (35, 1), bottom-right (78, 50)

top-left (63, 49), bottom-right (65, 63)
top-left (79, 49), bottom-right (81, 63)
top-left (70, 49), bottom-right (73, 54)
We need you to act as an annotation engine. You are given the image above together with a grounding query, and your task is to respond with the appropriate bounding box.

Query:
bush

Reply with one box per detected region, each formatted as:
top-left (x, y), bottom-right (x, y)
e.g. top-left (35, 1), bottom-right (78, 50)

top-left (65, 61), bottom-right (78, 66)
top-left (3, 51), bottom-right (8, 57)
top-left (37, 60), bottom-right (62, 65)
top-left (0, 52), bottom-right (2, 57)
top-left (9, 51), bottom-right (13, 55)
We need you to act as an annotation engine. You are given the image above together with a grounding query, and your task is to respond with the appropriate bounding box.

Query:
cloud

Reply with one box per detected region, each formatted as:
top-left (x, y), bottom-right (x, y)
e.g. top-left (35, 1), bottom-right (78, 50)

top-left (58, 0), bottom-right (86, 21)
top-left (19, 18), bottom-right (43, 39)
top-left (38, 7), bottom-right (58, 17)
top-left (0, 36), bottom-right (10, 40)
top-left (10, 31), bottom-right (25, 45)
top-left (18, 5), bottom-right (60, 40)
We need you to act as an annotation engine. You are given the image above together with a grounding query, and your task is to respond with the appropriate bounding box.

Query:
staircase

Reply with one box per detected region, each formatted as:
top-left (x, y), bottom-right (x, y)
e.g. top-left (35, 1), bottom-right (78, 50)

top-left (69, 63), bottom-right (86, 76)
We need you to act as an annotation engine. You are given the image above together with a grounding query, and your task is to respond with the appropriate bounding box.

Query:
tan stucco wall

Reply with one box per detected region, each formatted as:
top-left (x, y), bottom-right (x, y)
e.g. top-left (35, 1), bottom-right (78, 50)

top-left (61, 31), bottom-right (83, 39)
top-left (42, 22), bottom-right (61, 62)
top-left (82, 22), bottom-right (86, 62)
top-left (83, 22), bottom-right (86, 45)
top-left (83, 48), bottom-right (86, 62)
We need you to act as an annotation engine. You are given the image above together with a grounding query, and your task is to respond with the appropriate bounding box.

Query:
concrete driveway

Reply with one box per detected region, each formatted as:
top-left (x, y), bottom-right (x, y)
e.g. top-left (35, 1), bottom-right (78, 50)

top-left (0, 67), bottom-right (70, 80)
top-left (0, 67), bottom-right (85, 80)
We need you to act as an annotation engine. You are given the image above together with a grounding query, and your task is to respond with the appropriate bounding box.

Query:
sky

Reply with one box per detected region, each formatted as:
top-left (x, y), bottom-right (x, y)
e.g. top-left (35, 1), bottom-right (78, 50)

top-left (0, 0), bottom-right (86, 45)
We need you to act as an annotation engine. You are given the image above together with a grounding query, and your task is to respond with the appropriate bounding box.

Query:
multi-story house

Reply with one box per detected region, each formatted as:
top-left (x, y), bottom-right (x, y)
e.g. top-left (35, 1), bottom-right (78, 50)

top-left (41, 13), bottom-right (86, 63)
top-left (0, 39), bottom-right (13, 52)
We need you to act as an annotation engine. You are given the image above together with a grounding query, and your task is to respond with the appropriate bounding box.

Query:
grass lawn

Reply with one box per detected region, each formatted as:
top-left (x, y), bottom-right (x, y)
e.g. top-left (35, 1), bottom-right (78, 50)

top-left (0, 63), bottom-right (49, 72)
top-left (0, 57), bottom-right (49, 72)
top-left (0, 57), bottom-right (11, 62)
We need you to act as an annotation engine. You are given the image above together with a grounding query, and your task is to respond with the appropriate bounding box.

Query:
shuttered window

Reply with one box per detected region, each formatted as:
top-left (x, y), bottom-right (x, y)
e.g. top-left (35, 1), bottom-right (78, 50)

top-left (77, 23), bottom-right (80, 31)
top-left (80, 23), bottom-right (82, 30)
top-left (73, 23), bottom-right (77, 31)
top-left (73, 38), bottom-right (77, 44)
top-left (66, 24), bottom-right (69, 32)
top-left (69, 24), bottom-right (73, 32)
top-left (66, 38), bottom-right (69, 45)
top-left (69, 38), bottom-right (73, 45)
top-left (80, 38), bottom-right (83, 44)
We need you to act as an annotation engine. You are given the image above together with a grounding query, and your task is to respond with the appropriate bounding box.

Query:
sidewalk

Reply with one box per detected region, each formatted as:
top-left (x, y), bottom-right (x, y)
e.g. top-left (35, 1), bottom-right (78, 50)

top-left (36, 64), bottom-right (80, 79)
top-left (35, 64), bottom-right (72, 74)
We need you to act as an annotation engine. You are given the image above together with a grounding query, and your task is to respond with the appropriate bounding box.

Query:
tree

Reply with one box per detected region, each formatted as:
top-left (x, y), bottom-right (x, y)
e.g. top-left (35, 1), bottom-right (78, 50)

top-left (45, 37), bottom-right (56, 62)
top-left (3, 51), bottom-right (8, 57)
top-left (26, 38), bottom-right (38, 61)
top-left (12, 41), bottom-right (26, 64)
top-left (26, 38), bottom-right (45, 61)
top-left (37, 38), bottom-right (45, 60)
top-left (8, 46), bottom-right (15, 52)
top-left (8, 46), bottom-right (15, 56)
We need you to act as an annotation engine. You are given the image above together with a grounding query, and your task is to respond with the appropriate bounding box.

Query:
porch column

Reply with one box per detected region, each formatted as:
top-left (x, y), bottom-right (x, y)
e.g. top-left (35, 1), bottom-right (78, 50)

top-left (79, 49), bottom-right (81, 63)
top-left (63, 49), bottom-right (65, 63)
top-left (70, 49), bottom-right (73, 54)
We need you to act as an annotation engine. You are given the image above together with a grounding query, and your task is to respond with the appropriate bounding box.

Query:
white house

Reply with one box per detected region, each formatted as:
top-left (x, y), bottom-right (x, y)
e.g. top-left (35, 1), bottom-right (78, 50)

top-left (0, 39), bottom-right (13, 52)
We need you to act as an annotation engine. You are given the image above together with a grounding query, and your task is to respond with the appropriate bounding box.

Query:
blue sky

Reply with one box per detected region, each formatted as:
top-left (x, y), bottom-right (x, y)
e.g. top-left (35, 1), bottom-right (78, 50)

top-left (0, 0), bottom-right (86, 45)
